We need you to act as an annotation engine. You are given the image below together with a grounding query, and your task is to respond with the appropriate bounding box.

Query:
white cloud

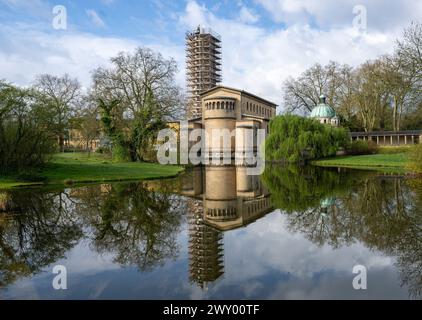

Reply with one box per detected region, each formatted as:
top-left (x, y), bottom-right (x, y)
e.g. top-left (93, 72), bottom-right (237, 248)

top-left (0, 22), bottom-right (186, 93)
top-left (0, 24), bottom-right (138, 87)
top-left (179, 0), bottom-right (208, 28)
top-left (86, 9), bottom-right (106, 28)
top-left (0, 0), bottom-right (420, 113)
top-left (178, 0), bottom-right (402, 109)
top-left (255, 0), bottom-right (422, 31)
top-left (238, 6), bottom-right (259, 24)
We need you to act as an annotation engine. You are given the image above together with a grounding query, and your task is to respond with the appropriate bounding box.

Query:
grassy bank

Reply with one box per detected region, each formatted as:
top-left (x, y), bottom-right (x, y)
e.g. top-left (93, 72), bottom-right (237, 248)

top-left (313, 152), bottom-right (409, 172)
top-left (0, 153), bottom-right (184, 189)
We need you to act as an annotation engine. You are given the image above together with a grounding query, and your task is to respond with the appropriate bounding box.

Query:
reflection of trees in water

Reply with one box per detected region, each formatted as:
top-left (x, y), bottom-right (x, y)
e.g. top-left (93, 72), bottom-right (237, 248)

top-left (73, 182), bottom-right (184, 271)
top-left (0, 189), bottom-right (83, 287)
top-left (262, 165), bottom-right (422, 298)
top-left (261, 165), bottom-right (362, 213)
top-left (0, 180), bottom-right (184, 287)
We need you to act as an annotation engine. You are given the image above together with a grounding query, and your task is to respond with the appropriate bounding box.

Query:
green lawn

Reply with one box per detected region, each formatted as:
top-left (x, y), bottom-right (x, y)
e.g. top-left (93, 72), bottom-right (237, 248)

top-left (313, 153), bottom-right (409, 172)
top-left (0, 152), bottom-right (184, 189)
top-left (0, 179), bottom-right (37, 189)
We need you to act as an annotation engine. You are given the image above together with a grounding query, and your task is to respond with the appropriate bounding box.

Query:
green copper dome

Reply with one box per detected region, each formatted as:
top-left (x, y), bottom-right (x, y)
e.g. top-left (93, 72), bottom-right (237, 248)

top-left (310, 95), bottom-right (337, 119)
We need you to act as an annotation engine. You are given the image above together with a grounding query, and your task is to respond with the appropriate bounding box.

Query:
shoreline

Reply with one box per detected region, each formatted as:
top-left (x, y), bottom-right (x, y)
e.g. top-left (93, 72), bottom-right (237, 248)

top-left (0, 152), bottom-right (185, 190)
top-left (312, 153), bottom-right (411, 173)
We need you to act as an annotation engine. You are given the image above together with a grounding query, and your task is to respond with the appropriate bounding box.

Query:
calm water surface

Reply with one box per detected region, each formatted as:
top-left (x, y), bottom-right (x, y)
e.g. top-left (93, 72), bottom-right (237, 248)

top-left (0, 165), bottom-right (421, 299)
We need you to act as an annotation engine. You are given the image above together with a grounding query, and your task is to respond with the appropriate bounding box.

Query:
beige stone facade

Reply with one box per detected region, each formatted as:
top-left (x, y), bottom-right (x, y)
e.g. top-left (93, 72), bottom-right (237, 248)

top-left (188, 85), bottom-right (277, 159)
top-left (181, 165), bottom-right (273, 232)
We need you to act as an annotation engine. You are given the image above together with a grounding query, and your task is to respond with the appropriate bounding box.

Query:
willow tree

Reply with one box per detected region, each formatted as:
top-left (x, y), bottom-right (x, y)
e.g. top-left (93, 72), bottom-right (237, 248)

top-left (265, 115), bottom-right (350, 163)
top-left (92, 47), bottom-right (183, 162)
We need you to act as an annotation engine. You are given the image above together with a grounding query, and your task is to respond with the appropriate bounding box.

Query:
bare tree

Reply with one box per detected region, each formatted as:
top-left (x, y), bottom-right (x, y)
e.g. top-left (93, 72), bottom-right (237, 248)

top-left (283, 61), bottom-right (353, 114)
top-left (380, 56), bottom-right (415, 131)
top-left (92, 47), bottom-right (183, 121)
top-left (392, 22), bottom-right (422, 131)
top-left (396, 22), bottom-right (422, 84)
top-left (92, 47), bottom-right (183, 161)
top-left (352, 60), bottom-right (389, 132)
top-left (33, 74), bottom-right (81, 152)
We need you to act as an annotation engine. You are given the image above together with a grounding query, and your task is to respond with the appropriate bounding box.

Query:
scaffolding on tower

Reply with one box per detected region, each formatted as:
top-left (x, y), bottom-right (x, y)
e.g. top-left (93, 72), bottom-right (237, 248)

top-left (186, 26), bottom-right (222, 119)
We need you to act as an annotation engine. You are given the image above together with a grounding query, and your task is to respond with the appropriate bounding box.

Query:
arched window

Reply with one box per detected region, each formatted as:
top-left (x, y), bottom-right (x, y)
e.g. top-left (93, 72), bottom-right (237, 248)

top-left (212, 102), bottom-right (215, 109)
top-left (217, 101), bottom-right (220, 109)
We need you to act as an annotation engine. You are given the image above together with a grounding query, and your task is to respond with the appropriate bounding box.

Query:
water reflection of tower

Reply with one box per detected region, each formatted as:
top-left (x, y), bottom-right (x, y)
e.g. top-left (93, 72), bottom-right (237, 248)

top-left (182, 166), bottom-right (273, 289)
top-left (188, 202), bottom-right (224, 290)
top-left (183, 167), bottom-right (224, 289)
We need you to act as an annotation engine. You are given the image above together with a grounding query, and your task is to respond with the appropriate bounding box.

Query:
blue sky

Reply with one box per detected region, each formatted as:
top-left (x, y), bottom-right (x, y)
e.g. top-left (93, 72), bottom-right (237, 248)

top-left (0, 1), bottom-right (279, 45)
top-left (1, 0), bottom-right (421, 107)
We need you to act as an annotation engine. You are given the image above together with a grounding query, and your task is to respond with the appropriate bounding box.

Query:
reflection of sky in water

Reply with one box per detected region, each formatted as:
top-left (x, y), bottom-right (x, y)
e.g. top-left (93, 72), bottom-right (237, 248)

top-left (1, 209), bottom-right (410, 300)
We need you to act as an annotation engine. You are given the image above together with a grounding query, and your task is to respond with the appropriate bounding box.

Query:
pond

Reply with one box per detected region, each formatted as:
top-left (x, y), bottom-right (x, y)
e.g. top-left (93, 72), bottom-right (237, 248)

top-left (0, 165), bottom-right (421, 299)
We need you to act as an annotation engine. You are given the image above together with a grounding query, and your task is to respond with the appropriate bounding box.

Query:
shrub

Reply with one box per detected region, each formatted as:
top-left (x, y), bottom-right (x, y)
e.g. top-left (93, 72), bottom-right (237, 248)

top-left (347, 140), bottom-right (378, 155)
top-left (64, 179), bottom-right (75, 186)
top-left (377, 146), bottom-right (412, 154)
top-left (265, 115), bottom-right (350, 163)
top-left (408, 144), bottom-right (422, 173)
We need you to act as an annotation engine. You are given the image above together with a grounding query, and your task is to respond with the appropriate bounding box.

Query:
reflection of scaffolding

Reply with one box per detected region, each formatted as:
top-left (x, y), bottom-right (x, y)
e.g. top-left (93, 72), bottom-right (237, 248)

top-left (182, 166), bottom-right (273, 289)
top-left (187, 199), bottom-right (224, 290)
top-left (186, 26), bottom-right (222, 119)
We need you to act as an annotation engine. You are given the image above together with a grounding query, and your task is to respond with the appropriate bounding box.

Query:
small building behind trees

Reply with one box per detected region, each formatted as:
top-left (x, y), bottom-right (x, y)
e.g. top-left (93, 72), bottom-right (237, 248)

top-left (310, 95), bottom-right (340, 126)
